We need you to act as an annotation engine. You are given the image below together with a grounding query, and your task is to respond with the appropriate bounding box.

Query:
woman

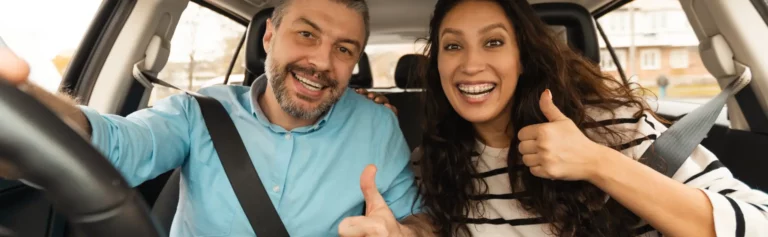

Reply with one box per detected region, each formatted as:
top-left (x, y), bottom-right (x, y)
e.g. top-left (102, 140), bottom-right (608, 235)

top-left (412, 0), bottom-right (768, 236)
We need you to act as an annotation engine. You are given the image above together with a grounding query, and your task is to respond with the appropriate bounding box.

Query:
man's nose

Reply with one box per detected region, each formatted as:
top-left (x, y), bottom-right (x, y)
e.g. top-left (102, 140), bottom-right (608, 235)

top-left (307, 43), bottom-right (333, 72)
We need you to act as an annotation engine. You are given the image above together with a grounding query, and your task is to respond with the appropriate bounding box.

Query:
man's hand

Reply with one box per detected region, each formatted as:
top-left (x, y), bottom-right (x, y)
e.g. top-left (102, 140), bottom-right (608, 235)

top-left (0, 48), bottom-right (31, 85)
top-left (355, 89), bottom-right (398, 116)
top-left (0, 48), bottom-right (30, 179)
top-left (338, 165), bottom-right (417, 237)
top-left (0, 47), bottom-right (91, 139)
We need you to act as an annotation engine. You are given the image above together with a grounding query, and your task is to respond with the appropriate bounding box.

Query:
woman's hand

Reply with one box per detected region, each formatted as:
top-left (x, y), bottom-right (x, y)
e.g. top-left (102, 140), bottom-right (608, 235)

top-left (517, 90), bottom-right (618, 182)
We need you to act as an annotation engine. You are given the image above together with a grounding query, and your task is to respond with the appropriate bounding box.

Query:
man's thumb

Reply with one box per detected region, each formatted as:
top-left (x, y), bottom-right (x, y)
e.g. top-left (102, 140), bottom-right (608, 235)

top-left (360, 164), bottom-right (386, 213)
top-left (540, 89), bottom-right (567, 122)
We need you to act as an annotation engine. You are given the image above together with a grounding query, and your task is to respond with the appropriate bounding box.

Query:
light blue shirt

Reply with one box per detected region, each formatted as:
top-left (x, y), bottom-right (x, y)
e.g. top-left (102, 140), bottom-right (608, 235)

top-left (79, 76), bottom-right (418, 236)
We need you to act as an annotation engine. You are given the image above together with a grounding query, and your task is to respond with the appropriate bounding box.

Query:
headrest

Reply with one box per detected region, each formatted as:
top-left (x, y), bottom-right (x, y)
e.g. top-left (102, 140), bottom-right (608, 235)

top-left (394, 54), bottom-right (427, 89)
top-left (243, 7), bottom-right (274, 86)
top-left (532, 3), bottom-right (599, 63)
top-left (349, 53), bottom-right (373, 88)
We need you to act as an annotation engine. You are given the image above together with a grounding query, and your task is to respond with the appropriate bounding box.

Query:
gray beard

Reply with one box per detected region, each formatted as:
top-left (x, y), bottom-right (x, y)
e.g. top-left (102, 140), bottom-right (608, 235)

top-left (264, 54), bottom-right (342, 120)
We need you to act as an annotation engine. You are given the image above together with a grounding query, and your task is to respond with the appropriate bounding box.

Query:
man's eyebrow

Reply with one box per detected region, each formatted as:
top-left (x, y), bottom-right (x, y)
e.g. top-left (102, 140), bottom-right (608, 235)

top-left (296, 17), bottom-right (322, 33)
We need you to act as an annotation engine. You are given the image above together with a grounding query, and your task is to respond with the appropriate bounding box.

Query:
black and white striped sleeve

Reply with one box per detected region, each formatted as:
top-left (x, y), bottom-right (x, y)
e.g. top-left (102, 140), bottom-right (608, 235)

top-left (673, 145), bottom-right (768, 236)
top-left (605, 109), bottom-right (768, 236)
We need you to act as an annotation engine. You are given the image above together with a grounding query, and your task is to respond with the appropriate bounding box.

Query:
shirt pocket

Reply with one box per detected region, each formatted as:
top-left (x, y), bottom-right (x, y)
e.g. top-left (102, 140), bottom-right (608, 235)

top-left (182, 165), bottom-right (235, 237)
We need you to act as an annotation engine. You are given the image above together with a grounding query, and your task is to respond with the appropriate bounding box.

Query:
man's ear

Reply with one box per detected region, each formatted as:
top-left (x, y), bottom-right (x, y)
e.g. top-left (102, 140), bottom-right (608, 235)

top-left (263, 18), bottom-right (275, 53)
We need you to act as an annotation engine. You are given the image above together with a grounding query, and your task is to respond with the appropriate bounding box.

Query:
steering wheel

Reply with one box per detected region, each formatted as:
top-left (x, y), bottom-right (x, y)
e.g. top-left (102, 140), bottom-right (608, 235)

top-left (0, 79), bottom-right (164, 237)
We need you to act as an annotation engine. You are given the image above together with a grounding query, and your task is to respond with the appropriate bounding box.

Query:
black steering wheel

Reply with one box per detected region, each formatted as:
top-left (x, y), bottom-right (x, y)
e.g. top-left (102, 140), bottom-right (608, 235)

top-left (0, 79), bottom-right (164, 237)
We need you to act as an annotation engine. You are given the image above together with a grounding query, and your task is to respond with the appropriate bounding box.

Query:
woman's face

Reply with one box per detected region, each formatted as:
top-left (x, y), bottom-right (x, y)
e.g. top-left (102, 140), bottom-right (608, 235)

top-left (437, 0), bottom-right (522, 124)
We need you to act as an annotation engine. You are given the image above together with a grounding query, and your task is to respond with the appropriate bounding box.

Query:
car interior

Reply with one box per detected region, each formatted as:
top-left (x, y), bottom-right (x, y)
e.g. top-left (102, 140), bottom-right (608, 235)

top-left (1, 0), bottom-right (768, 236)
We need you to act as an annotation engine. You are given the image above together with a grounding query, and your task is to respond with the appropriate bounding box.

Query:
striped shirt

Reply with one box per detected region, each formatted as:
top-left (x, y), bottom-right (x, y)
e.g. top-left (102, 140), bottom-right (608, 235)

top-left (413, 106), bottom-right (768, 236)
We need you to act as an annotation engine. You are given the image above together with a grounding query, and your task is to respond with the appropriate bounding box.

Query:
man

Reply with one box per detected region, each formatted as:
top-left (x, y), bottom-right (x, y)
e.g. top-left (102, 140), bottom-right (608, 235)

top-left (0, 0), bottom-right (432, 236)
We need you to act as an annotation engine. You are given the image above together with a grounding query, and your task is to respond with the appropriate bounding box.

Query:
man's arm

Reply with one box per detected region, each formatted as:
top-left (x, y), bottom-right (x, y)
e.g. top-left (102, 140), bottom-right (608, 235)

top-left (0, 48), bottom-right (90, 138)
top-left (0, 48), bottom-right (189, 186)
top-left (18, 83), bottom-right (91, 137)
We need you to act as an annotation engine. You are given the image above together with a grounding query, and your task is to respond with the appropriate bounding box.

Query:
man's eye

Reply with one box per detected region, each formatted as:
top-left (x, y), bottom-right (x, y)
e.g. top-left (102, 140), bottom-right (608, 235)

top-left (486, 40), bottom-right (504, 47)
top-left (299, 31), bottom-right (313, 38)
top-left (339, 46), bottom-right (350, 54)
top-left (444, 44), bottom-right (461, 50)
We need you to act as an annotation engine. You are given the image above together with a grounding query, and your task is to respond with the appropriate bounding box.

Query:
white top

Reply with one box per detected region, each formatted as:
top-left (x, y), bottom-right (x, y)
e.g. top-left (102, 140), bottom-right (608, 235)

top-left (414, 106), bottom-right (768, 236)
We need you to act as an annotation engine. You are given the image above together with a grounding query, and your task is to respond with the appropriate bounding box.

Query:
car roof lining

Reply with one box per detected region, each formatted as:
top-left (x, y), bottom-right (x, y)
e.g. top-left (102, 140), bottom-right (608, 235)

top-left (201, 0), bottom-right (623, 44)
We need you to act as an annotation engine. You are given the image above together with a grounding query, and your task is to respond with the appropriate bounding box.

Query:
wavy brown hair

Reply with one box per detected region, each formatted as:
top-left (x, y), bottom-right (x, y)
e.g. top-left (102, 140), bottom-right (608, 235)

top-left (416, 0), bottom-right (662, 236)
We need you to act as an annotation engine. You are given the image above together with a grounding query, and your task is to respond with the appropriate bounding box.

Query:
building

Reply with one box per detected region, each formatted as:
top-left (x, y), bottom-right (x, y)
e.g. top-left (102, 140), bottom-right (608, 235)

top-left (597, 0), bottom-right (715, 89)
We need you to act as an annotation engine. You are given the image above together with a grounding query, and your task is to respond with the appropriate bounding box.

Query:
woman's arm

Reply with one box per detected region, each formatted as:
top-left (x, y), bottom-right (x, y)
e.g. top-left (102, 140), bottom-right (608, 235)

top-left (592, 145), bottom-right (768, 237)
top-left (519, 91), bottom-right (768, 236)
top-left (593, 147), bottom-right (714, 236)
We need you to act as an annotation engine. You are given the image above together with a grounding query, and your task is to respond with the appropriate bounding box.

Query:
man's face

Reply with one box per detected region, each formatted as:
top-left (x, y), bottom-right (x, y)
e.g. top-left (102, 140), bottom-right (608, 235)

top-left (263, 0), bottom-right (366, 120)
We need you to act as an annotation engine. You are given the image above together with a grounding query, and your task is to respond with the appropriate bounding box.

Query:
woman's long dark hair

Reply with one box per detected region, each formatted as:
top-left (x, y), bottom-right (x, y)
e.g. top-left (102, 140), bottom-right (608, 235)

top-left (417, 0), bottom-right (660, 236)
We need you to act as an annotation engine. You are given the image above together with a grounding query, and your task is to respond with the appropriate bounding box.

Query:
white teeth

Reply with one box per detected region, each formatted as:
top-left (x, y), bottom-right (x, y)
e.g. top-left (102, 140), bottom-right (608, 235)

top-left (465, 91), bottom-right (491, 98)
top-left (296, 74), bottom-right (323, 91)
top-left (457, 83), bottom-right (495, 94)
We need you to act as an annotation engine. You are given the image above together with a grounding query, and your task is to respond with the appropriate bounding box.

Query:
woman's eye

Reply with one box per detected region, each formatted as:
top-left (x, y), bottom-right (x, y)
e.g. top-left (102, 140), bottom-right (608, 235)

top-left (444, 44), bottom-right (461, 50)
top-left (486, 39), bottom-right (504, 47)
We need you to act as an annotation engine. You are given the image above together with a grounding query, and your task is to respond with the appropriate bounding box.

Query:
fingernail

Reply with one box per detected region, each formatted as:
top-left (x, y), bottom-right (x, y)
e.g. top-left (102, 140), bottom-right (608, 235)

top-left (545, 89), bottom-right (553, 101)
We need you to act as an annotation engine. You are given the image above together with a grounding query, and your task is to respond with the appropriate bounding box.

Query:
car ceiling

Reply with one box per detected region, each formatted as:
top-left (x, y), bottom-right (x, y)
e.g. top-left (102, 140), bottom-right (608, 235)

top-left (205, 0), bottom-right (619, 43)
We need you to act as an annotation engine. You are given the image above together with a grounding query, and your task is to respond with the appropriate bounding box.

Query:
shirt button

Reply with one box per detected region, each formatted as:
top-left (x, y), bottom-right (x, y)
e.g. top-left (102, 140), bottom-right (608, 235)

top-left (272, 185), bottom-right (281, 193)
top-left (284, 133), bottom-right (292, 140)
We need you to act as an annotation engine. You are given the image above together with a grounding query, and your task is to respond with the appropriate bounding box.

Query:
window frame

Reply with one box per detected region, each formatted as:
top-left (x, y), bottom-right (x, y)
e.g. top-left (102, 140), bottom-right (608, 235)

top-left (146, 1), bottom-right (248, 106)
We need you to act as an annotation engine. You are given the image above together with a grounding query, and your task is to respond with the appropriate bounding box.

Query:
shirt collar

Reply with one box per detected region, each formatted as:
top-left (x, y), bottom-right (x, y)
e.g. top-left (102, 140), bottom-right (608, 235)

top-left (248, 74), bottom-right (339, 133)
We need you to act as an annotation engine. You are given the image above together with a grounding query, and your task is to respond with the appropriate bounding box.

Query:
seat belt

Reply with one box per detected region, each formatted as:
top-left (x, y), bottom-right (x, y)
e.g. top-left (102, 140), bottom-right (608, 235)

top-left (641, 64), bottom-right (752, 177)
top-left (133, 65), bottom-right (291, 237)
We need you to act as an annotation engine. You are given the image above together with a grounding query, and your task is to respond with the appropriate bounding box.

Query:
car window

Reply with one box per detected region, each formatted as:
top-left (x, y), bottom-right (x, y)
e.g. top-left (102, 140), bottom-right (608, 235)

top-left (0, 0), bottom-right (102, 92)
top-left (148, 3), bottom-right (246, 105)
top-left (366, 42), bottom-right (427, 88)
top-left (598, 1), bottom-right (719, 104)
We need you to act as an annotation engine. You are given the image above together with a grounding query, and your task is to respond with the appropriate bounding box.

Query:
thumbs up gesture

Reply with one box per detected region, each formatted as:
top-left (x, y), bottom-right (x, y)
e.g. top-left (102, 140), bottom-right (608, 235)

top-left (338, 165), bottom-right (415, 237)
top-left (517, 90), bottom-right (610, 182)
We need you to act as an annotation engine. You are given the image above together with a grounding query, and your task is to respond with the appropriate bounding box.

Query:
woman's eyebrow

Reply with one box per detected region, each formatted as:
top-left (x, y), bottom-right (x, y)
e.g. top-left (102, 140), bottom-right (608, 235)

top-left (479, 23), bottom-right (507, 34)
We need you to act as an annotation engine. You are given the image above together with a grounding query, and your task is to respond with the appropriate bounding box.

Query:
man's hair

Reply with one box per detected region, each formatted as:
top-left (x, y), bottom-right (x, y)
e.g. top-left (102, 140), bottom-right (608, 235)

top-left (270, 0), bottom-right (370, 45)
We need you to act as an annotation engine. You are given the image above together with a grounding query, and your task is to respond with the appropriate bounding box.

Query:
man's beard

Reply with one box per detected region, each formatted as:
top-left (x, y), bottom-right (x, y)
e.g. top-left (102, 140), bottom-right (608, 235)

top-left (264, 54), bottom-right (343, 120)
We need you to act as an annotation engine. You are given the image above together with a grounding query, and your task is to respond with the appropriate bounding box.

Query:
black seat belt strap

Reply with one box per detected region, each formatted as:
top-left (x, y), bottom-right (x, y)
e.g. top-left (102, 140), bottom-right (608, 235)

top-left (193, 95), bottom-right (290, 237)
top-left (133, 65), bottom-right (290, 236)
top-left (641, 65), bottom-right (752, 177)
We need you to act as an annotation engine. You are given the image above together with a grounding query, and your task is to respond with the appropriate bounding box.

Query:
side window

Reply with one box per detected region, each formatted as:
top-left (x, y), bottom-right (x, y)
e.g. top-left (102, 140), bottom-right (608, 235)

top-left (148, 3), bottom-right (246, 105)
top-left (598, 1), bottom-right (719, 103)
top-left (0, 0), bottom-right (103, 92)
